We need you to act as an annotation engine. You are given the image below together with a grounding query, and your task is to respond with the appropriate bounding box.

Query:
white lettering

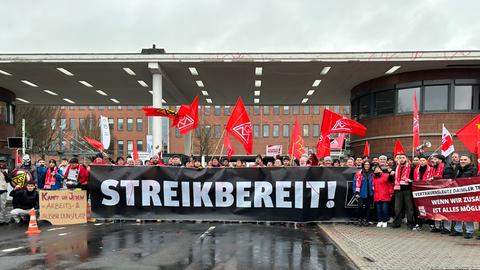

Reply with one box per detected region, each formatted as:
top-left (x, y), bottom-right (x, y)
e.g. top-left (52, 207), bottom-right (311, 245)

top-left (254, 182), bottom-right (273, 208)
top-left (236, 182), bottom-right (251, 208)
top-left (215, 182), bottom-right (234, 207)
top-left (276, 181), bottom-right (291, 208)
top-left (101, 180), bottom-right (119, 206)
top-left (164, 181), bottom-right (179, 207)
top-left (193, 182), bottom-right (213, 207)
top-left (181, 182), bottom-right (190, 207)
top-left (120, 180), bottom-right (140, 206)
top-left (141, 180), bottom-right (161, 206)
top-left (295, 181), bottom-right (303, 209)
top-left (306, 181), bottom-right (325, 208)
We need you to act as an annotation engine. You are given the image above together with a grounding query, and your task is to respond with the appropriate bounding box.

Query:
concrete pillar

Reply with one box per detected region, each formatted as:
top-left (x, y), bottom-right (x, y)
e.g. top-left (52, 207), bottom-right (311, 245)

top-left (148, 62), bottom-right (163, 153)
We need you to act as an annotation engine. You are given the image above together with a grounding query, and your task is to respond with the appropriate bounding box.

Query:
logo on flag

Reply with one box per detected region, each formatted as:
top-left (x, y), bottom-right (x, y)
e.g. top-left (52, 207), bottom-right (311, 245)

top-left (232, 122), bottom-right (252, 145)
top-left (177, 115), bottom-right (194, 131)
top-left (331, 120), bottom-right (352, 133)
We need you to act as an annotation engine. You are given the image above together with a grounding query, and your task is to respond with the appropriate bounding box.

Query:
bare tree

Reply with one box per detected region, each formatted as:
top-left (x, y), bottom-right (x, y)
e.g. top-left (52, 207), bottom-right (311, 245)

top-left (15, 105), bottom-right (64, 157)
top-left (76, 113), bottom-right (115, 155)
top-left (194, 125), bottom-right (214, 157)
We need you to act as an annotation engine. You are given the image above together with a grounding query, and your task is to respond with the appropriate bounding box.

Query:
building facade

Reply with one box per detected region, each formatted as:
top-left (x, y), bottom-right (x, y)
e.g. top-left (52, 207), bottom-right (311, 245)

top-left (169, 105), bottom-right (350, 157)
top-left (0, 87), bottom-right (16, 166)
top-left (350, 69), bottom-right (480, 157)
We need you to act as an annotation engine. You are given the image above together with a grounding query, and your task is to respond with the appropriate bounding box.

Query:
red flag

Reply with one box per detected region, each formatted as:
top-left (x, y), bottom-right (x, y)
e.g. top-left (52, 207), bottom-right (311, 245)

top-left (393, 139), bottom-right (406, 158)
top-left (413, 94), bottom-right (420, 152)
top-left (142, 107), bottom-right (177, 118)
top-left (321, 109), bottom-right (367, 136)
top-left (226, 97), bottom-right (253, 154)
top-left (173, 96), bottom-right (199, 135)
top-left (330, 133), bottom-right (345, 150)
top-left (456, 114), bottom-right (480, 153)
top-left (224, 135), bottom-right (235, 161)
top-left (289, 117), bottom-right (305, 160)
top-left (363, 141), bottom-right (370, 158)
top-left (84, 137), bottom-right (104, 151)
top-left (132, 141), bottom-right (139, 161)
top-left (441, 124), bottom-right (455, 157)
top-left (316, 133), bottom-right (331, 158)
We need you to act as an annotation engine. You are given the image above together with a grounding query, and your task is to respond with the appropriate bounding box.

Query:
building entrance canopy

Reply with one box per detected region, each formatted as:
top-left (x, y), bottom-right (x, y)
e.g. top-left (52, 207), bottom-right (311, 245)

top-left (2, 51), bottom-right (480, 106)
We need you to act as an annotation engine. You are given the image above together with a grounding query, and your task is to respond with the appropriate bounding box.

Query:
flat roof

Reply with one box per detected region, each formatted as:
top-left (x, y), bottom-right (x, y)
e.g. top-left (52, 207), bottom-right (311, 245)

top-left (1, 50), bottom-right (480, 106)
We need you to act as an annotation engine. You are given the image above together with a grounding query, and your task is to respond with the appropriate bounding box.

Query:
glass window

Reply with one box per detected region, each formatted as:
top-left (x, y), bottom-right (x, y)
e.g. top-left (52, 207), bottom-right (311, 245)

top-left (424, 85), bottom-right (448, 111)
top-left (273, 106), bottom-right (280, 115)
top-left (108, 118), bottom-right (114, 130)
top-left (205, 125), bottom-right (211, 137)
top-left (304, 106), bottom-right (310, 114)
top-left (344, 106), bottom-right (351, 116)
top-left (108, 106), bottom-right (114, 110)
top-left (313, 105), bottom-right (320, 114)
top-left (358, 95), bottom-right (370, 119)
top-left (273, 124), bottom-right (279, 137)
top-left (117, 118), bottom-right (124, 131)
top-left (303, 124), bottom-right (309, 137)
top-left (293, 106), bottom-right (299, 115)
top-left (454, 85), bottom-right (473, 110)
top-left (117, 106), bottom-right (122, 110)
top-left (127, 106), bottom-right (133, 110)
top-left (88, 119), bottom-right (95, 130)
top-left (60, 118), bottom-right (66, 130)
top-left (8, 104), bottom-right (14, 124)
top-left (313, 124), bottom-right (320, 137)
top-left (375, 90), bottom-right (395, 115)
top-left (79, 106), bottom-right (85, 110)
top-left (98, 106), bottom-right (104, 110)
top-left (89, 106), bottom-right (95, 110)
top-left (204, 106), bottom-right (210, 115)
top-left (214, 125), bottom-right (221, 138)
top-left (397, 87), bottom-right (420, 113)
top-left (253, 124), bottom-right (260, 138)
top-left (117, 140), bottom-right (124, 156)
top-left (263, 106), bottom-right (269, 115)
top-left (137, 140), bottom-right (144, 151)
top-left (224, 106), bottom-right (231, 116)
top-left (263, 125), bottom-right (270, 137)
top-left (69, 118), bottom-right (76, 130)
top-left (136, 106), bottom-right (143, 110)
top-left (51, 119), bottom-right (57, 130)
top-left (283, 106), bottom-right (290, 115)
top-left (79, 118), bottom-right (85, 130)
top-left (175, 128), bottom-right (181, 138)
top-left (283, 124), bottom-right (289, 137)
top-left (136, 118), bottom-right (143, 131)
top-left (254, 106), bottom-right (260, 115)
top-left (214, 106), bottom-right (221, 116)
top-left (127, 140), bottom-right (133, 153)
top-left (127, 118), bottom-right (133, 131)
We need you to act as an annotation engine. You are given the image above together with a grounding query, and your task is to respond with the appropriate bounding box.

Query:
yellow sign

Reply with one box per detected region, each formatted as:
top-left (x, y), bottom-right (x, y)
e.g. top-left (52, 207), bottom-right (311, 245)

top-left (39, 190), bottom-right (87, 225)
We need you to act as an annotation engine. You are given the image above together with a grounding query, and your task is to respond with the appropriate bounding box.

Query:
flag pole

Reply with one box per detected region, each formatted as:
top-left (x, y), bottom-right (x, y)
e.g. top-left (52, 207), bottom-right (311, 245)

top-left (210, 129), bottom-right (226, 163)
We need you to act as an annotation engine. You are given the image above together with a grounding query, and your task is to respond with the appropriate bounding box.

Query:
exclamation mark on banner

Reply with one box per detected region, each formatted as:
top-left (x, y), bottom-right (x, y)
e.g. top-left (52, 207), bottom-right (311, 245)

top-left (326, 182), bottom-right (336, 208)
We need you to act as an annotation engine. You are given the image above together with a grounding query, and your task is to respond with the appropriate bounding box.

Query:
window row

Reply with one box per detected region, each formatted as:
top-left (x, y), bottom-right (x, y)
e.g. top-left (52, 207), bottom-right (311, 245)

top-left (116, 140), bottom-right (144, 156)
top-left (57, 117), bottom-right (144, 131)
top-left (352, 83), bottom-right (478, 119)
top-left (0, 101), bottom-right (14, 125)
top-left (193, 124), bottom-right (321, 138)
top-left (67, 106), bottom-right (144, 111)
top-left (201, 105), bottom-right (327, 116)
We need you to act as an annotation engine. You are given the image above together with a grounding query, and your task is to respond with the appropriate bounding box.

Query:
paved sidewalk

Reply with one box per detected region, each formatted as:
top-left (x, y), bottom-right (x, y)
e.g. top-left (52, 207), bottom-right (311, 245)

top-left (319, 223), bottom-right (480, 270)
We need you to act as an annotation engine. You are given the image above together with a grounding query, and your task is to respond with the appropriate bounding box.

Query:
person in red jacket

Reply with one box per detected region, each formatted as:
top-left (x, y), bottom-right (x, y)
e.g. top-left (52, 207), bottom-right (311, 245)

top-left (64, 158), bottom-right (89, 191)
top-left (372, 165), bottom-right (394, 228)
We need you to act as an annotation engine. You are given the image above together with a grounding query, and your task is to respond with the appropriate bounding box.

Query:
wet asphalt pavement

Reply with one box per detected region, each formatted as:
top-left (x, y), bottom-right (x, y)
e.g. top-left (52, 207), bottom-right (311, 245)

top-left (0, 221), bottom-right (356, 270)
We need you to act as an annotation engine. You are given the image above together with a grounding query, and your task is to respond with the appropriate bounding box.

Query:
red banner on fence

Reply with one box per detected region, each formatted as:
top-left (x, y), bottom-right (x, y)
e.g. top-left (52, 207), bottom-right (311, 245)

top-left (412, 177), bottom-right (480, 222)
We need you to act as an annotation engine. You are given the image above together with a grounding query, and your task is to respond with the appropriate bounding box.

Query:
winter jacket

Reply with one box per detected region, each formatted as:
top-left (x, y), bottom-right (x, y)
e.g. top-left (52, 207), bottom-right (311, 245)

top-left (10, 189), bottom-right (39, 210)
top-left (454, 164), bottom-right (476, 179)
top-left (0, 171), bottom-right (11, 192)
top-left (352, 170), bottom-right (373, 198)
top-left (36, 165), bottom-right (47, 189)
top-left (372, 173), bottom-right (394, 202)
top-left (64, 164), bottom-right (89, 187)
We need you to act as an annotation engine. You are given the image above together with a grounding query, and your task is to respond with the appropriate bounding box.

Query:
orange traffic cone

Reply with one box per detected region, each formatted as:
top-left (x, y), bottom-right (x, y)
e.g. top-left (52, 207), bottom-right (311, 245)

top-left (25, 208), bottom-right (41, 235)
top-left (86, 202), bottom-right (95, 223)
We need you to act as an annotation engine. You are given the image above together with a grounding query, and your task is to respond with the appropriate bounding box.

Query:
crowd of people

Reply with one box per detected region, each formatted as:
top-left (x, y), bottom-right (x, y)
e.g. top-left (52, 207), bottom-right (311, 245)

top-left (0, 150), bottom-right (479, 240)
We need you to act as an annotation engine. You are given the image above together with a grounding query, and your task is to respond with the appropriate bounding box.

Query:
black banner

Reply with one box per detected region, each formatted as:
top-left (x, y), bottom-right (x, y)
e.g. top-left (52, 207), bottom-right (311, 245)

top-left (89, 166), bottom-right (358, 222)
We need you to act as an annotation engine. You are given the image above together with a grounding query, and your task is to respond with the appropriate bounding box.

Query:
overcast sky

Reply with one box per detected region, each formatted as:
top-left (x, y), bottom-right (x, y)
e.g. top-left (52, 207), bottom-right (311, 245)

top-left (1, 0), bottom-right (478, 53)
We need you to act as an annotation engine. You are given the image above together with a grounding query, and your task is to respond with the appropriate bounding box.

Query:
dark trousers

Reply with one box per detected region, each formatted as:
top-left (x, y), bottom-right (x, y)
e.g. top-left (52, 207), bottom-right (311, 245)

top-left (358, 196), bottom-right (372, 222)
top-left (393, 190), bottom-right (415, 227)
top-left (375, 201), bottom-right (390, 222)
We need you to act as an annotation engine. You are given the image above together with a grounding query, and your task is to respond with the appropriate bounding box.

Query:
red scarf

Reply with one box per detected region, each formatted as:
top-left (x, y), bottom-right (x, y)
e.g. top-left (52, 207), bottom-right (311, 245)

top-left (44, 167), bottom-right (58, 189)
top-left (432, 162), bottom-right (444, 178)
top-left (355, 170), bottom-right (363, 192)
top-left (394, 163), bottom-right (411, 190)
top-left (413, 165), bottom-right (433, 181)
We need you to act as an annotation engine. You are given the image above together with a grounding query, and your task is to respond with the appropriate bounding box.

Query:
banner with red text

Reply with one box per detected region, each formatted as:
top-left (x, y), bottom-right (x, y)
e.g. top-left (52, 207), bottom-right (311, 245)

top-left (412, 178), bottom-right (480, 222)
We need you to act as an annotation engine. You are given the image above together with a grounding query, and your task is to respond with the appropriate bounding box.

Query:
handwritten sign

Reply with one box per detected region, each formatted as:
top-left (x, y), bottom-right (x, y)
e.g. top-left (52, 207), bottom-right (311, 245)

top-left (40, 190), bottom-right (87, 225)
